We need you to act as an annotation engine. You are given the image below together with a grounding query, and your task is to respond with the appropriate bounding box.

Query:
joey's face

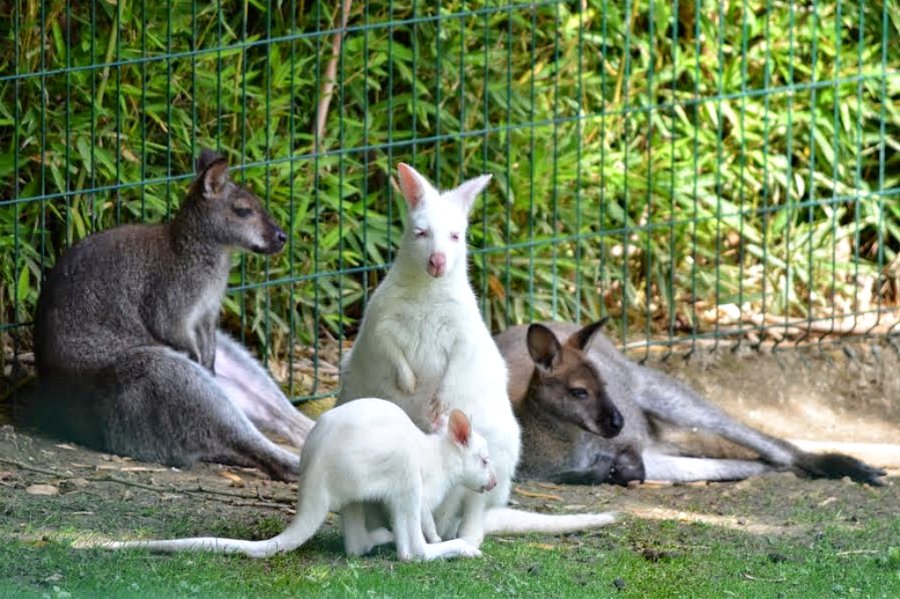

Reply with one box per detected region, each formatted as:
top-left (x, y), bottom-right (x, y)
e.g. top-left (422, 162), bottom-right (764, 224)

top-left (407, 198), bottom-right (469, 279)
top-left (191, 150), bottom-right (288, 255)
top-left (460, 432), bottom-right (497, 494)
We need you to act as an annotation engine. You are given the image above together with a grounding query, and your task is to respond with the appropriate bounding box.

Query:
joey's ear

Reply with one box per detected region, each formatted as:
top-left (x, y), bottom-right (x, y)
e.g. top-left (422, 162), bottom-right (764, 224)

top-left (397, 163), bottom-right (434, 211)
top-left (567, 317), bottom-right (609, 351)
top-left (452, 174), bottom-right (492, 214)
top-left (526, 324), bottom-right (562, 371)
top-left (448, 409), bottom-right (471, 447)
top-left (196, 148), bottom-right (230, 197)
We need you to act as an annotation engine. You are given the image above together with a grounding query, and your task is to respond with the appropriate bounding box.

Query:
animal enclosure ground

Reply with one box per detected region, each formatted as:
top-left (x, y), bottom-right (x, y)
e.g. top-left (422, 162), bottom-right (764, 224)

top-left (1, 343), bottom-right (899, 597)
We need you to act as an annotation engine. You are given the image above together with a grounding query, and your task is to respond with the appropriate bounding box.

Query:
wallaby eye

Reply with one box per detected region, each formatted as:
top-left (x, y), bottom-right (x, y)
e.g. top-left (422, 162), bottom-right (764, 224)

top-left (569, 387), bottom-right (589, 400)
top-left (232, 207), bottom-right (253, 218)
top-left (450, 232), bottom-right (461, 242)
top-left (414, 228), bottom-right (428, 239)
top-left (481, 457), bottom-right (489, 466)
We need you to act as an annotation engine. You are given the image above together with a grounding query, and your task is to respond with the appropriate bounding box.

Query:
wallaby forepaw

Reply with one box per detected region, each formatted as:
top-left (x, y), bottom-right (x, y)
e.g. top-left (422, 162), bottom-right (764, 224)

top-left (796, 452), bottom-right (887, 486)
top-left (396, 362), bottom-right (417, 394)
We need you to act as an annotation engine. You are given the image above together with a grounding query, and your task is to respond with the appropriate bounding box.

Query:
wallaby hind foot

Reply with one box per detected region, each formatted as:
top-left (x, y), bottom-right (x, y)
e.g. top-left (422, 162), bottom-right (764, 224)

top-left (793, 452), bottom-right (886, 486)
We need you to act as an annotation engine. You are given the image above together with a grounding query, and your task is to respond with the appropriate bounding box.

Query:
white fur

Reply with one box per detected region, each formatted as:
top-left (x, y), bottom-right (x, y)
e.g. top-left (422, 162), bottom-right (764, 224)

top-left (104, 398), bottom-right (494, 561)
top-left (338, 164), bottom-right (615, 547)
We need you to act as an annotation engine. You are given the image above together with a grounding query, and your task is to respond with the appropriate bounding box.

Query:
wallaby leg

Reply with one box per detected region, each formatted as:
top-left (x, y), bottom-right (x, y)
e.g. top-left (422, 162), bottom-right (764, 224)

top-left (214, 332), bottom-right (314, 447)
top-left (456, 490), bottom-right (488, 548)
top-left (638, 371), bottom-right (799, 465)
top-left (342, 502), bottom-right (395, 556)
top-left (104, 346), bottom-right (300, 481)
top-left (387, 494), bottom-right (427, 562)
top-left (421, 504), bottom-right (441, 543)
top-left (642, 451), bottom-right (774, 482)
top-left (640, 372), bottom-right (885, 485)
top-left (434, 486), bottom-right (464, 541)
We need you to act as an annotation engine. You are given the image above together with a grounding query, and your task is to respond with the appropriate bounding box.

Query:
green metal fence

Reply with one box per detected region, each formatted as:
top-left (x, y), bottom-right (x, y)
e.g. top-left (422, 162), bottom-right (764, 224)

top-left (2, 1), bottom-right (899, 402)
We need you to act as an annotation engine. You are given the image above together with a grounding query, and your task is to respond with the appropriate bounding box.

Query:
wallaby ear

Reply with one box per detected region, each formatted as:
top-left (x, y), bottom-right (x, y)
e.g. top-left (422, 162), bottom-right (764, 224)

top-left (196, 148), bottom-right (223, 173)
top-left (452, 173), bottom-right (492, 214)
top-left (448, 409), bottom-right (471, 447)
top-left (567, 317), bottom-right (609, 351)
top-left (196, 149), bottom-right (230, 197)
top-left (397, 163), bottom-right (433, 211)
top-left (526, 324), bottom-right (562, 371)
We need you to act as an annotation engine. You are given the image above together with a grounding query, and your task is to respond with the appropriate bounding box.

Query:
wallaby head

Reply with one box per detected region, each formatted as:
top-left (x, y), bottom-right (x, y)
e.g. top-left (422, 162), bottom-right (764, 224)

top-left (443, 409), bottom-right (497, 494)
top-left (396, 163), bottom-right (492, 279)
top-left (179, 149), bottom-right (287, 255)
top-left (524, 319), bottom-right (624, 438)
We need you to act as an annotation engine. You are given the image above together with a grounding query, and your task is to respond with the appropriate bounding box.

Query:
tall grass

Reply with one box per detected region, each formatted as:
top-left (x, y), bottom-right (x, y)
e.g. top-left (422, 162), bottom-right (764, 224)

top-left (1, 1), bottom-right (899, 395)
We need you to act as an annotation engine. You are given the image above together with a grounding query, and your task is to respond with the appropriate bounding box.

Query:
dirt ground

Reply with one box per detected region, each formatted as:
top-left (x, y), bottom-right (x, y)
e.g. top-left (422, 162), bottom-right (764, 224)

top-left (1, 341), bottom-right (898, 552)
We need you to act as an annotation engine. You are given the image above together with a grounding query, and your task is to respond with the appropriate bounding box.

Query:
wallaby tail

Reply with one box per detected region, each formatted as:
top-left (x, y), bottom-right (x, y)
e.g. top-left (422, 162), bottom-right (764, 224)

top-left (105, 497), bottom-right (328, 559)
top-left (483, 507), bottom-right (616, 536)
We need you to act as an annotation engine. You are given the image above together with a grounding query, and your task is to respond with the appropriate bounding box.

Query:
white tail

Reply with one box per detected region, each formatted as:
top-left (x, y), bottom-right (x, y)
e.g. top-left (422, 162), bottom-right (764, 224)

top-left (105, 491), bottom-right (329, 558)
top-left (483, 507), bottom-right (617, 536)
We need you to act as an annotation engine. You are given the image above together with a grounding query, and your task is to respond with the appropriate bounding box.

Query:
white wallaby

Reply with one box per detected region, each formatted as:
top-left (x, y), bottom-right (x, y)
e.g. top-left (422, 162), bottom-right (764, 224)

top-left (104, 398), bottom-right (495, 561)
top-left (338, 164), bottom-right (616, 547)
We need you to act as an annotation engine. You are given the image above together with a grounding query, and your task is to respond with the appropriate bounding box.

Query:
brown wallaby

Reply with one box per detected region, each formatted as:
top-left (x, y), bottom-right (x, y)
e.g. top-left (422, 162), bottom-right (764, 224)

top-left (28, 149), bottom-right (312, 480)
top-left (495, 320), bottom-right (886, 486)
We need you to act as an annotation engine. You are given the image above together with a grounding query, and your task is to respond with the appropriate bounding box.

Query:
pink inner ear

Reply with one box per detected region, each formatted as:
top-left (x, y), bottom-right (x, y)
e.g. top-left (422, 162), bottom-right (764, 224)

top-left (449, 409), bottom-right (471, 446)
top-left (397, 163), bottom-right (424, 210)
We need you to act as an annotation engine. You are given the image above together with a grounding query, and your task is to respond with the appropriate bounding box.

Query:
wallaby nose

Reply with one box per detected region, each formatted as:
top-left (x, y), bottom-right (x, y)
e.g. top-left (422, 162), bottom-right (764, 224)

top-left (264, 226), bottom-right (287, 254)
top-left (428, 252), bottom-right (447, 278)
top-left (601, 407), bottom-right (624, 438)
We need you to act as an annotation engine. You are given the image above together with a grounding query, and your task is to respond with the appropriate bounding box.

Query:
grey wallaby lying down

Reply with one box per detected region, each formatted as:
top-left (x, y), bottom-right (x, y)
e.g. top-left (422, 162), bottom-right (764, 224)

top-left (495, 320), bottom-right (886, 486)
top-left (105, 399), bottom-right (495, 561)
top-left (29, 149), bottom-right (313, 480)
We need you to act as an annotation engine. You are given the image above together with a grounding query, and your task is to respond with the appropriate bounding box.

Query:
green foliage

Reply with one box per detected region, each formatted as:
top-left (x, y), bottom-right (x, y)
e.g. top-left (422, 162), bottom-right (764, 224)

top-left (2, 1), bottom-right (899, 392)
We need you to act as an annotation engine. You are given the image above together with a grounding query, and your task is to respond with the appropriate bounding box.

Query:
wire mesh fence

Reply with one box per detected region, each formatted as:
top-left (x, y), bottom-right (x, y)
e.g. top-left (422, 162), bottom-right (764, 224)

top-left (1, 1), bottom-right (899, 403)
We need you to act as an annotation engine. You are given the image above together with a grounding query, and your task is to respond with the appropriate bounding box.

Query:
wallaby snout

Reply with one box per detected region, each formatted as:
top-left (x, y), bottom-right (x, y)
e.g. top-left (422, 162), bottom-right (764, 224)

top-left (256, 219), bottom-right (288, 255)
top-left (428, 252), bottom-right (447, 278)
top-left (483, 473), bottom-right (497, 493)
top-left (599, 403), bottom-right (624, 438)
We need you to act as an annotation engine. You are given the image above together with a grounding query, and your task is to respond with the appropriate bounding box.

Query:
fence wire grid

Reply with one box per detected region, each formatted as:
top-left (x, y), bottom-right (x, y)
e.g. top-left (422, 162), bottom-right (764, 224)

top-left (2, 0), bottom-right (900, 402)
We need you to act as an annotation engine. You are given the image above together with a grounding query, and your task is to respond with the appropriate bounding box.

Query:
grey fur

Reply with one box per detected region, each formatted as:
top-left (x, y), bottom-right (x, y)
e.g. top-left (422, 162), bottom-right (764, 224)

top-left (496, 321), bottom-right (886, 486)
top-left (29, 149), bottom-right (311, 480)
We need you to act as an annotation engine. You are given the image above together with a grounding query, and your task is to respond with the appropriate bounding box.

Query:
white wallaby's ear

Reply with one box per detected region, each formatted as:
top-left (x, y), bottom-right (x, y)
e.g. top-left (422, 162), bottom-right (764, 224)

top-left (397, 163), bottom-right (433, 211)
top-left (448, 409), bottom-right (471, 447)
top-left (452, 173), bottom-right (492, 214)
